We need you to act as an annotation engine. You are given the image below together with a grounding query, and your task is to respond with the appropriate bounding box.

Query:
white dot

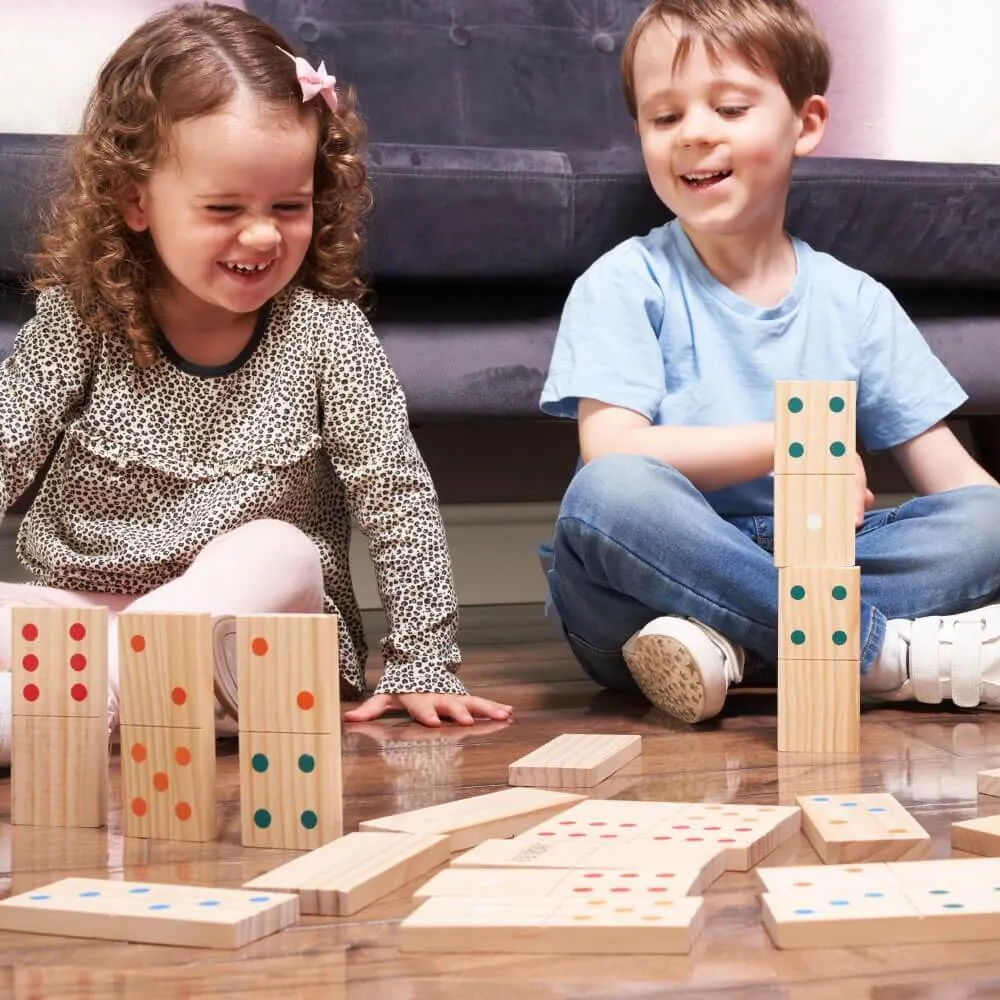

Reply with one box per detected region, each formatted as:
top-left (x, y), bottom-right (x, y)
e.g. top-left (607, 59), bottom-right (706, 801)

top-left (806, 514), bottom-right (823, 531)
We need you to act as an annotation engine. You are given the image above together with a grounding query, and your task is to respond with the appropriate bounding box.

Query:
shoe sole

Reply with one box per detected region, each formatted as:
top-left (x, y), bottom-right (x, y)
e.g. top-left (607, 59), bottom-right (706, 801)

top-left (622, 633), bottom-right (715, 724)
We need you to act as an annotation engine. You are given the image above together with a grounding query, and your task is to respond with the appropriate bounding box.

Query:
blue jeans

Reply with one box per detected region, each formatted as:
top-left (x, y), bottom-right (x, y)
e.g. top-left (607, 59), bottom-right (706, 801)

top-left (543, 454), bottom-right (1000, 695)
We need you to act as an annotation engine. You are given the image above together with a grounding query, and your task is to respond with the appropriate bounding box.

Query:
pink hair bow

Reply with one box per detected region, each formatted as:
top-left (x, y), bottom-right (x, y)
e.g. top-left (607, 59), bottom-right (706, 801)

top-left (278, 47), bottom-right (338, 113)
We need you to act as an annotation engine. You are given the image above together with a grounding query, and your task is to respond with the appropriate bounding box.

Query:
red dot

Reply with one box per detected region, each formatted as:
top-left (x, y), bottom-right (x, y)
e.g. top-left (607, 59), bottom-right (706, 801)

top-left (175, 802), bottom-right (192, 822)
top-left (572, 887), bottom-right (592, 893)
top-left (599, 834), bottom-right (617, 839)
top-left (68, 623), bottom-right (86, 642)
top-left (131, 798), bottom-right (148, 817)
top-left (558, 821), bottom-right (575, 826)
top-left (296, 690), bottom-right (315, 711)
top-left (21, 623), bottom-right (38, 642)
top-left (718, 838), bottom-right (736, 843)
top-left (686, 837), bottom-right (704, 842)
top-left (705, 826), bottom-right (721, 831)
top-left (656, 873), bottom-right (677, 879)
top-left (251, 637), bottom-right (269, 656)
top-left (152, 772), bottom-right (169, 792)
top-left (620, 823), bottom-right (637, 828)
top-left (583, 873), bottom-right (603, 879)
top-left (620, 873), bottom-right (639, 879)
top-left (70, 683), bottom-right (88, 702)
top-left (539, 831), bottom-right (554, 837)
top-left (589, 822), bottom-right (607, 827)
top-left (130, 743), bottom-right (147, 763)
top-left (21, 654), bottom-right (38, 672)
top-left (653, 836), bottom-right (672, 841)
top-left (22, 684), bottom-right (39, 702)
top-left (175, 746), bottom-right (192, 766)
top-left (130, 634), bottom-right (145, 653)
top-left (569, 833), bottom-right (585, 838)
top-left (610, 887), bottom-right (631, 893)
top-left (69, 653), bottom-right (87, 671)
top-left (648, 887), bottom-right (668, 893)
top-left (735, 827), bottom-right (752, 832)
top-left (171, 687), bottom-right (187, 706)
top-left (672, 825), bottom-right (690, 830)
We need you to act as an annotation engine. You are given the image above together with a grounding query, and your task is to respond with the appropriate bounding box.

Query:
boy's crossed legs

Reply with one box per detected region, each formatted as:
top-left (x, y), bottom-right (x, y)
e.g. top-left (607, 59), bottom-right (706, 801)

top-left (0, 518), bottom-right (326, 762)
top-left (547, 454), bottom-right (1000, 722)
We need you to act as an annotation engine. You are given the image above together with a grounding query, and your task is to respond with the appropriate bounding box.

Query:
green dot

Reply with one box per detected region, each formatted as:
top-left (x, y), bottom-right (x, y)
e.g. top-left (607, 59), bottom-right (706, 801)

top-left (788, 397), bottom-right (804, 413)
top-left (300, 810), bottom-right (318, 830)
top-left (253, 808), bottom-right (272, 829)
top-left (829, 396), bottom-right (845, 412)
top-left (791, 630), bottom-right (806, 645)
top-left (832, 586), bottom-right (848, 600)
top-left (251, 753), bottom-right (269, 773)
top-left (790, 585), bottom-right (806, 600)
top-left (832, 630), bottom-right (848, 646)
top-left (829, 441), bottom-right (846, 457)
top-left (788, 442), bottom-right (805, 459)
top-left (298, 754), bottom-right (315, 774)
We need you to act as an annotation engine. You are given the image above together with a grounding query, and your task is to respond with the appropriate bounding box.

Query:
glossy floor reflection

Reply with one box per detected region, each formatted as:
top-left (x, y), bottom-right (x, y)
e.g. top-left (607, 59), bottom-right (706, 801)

top-left (2, 635), bottom-right (1000, 998)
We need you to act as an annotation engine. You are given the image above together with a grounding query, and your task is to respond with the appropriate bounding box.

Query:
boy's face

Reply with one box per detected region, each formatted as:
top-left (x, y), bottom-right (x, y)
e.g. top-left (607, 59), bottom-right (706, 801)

top-left (632, 17), bottom-right (825, 241)
top-left (123, 95), bottom-right (317, 327)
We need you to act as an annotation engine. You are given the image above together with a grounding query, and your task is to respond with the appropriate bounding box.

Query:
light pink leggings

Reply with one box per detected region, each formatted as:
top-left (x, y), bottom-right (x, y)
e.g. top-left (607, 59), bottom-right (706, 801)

top-left (0, 519), bottom-right (326, 725)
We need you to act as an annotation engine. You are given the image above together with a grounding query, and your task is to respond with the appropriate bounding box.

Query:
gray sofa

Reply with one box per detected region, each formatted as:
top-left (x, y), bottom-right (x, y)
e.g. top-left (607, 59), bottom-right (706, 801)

top-left (3, 0), bottom-right (1000, 507)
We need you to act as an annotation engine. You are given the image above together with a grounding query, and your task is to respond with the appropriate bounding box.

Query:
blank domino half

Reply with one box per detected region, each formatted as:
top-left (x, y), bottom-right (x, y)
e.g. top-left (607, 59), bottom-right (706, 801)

top-left (244, 831), bottom-right (449, 915)
top-left (952, 814), bottom-right (1000, 856)
top-left (399, 894), bottom-right (705, 955)
top-left (0, 878), bottom-right (298, 949)
top-left (797, 794), bottom-right (931, 863)
top-left (508, 734), bottom-right (641, 788)
top-left (979, 769), bottom-right (1000, 797)
top-left (359, 788), bottom-right (586, 852)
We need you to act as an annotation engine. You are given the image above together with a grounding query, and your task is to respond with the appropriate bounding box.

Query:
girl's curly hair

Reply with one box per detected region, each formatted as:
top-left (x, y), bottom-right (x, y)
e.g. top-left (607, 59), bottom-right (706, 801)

top-left (31, 2), bottom-right (371, 367)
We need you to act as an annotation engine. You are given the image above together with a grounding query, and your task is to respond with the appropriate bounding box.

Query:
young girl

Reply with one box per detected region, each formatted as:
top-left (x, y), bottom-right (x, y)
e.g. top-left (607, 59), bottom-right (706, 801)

top-left (0, 2), bottom-right (512, 762)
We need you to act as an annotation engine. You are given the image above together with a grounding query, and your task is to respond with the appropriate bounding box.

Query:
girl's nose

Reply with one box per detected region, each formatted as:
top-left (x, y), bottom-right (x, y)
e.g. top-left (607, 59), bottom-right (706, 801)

top-left (238, 220), bottom-right (281, 251)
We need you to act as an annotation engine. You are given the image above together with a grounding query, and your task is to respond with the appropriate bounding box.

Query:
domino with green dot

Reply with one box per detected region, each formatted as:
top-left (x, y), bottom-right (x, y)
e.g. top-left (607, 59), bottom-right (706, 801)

top-left (778, 566), bottom-right (859, 661)
top-left (774, 380), bottom-right (857, 476)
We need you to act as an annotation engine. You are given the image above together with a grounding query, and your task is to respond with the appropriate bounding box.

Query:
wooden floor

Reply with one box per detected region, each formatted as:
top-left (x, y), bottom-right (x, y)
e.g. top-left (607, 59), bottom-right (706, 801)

top-left (2, 628), bottom-right (1000, 999)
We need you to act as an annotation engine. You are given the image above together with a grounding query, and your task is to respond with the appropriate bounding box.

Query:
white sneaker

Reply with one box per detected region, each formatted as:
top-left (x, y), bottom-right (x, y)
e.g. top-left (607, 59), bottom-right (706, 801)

top-left (622, 616), bottom-right (745, 723)
top-left (866, 603), bottom-right (1000, 708)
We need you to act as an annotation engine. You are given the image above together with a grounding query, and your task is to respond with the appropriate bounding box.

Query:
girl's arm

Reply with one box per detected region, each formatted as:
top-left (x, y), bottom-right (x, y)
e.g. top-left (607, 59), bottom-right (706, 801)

top-left (0, 288), bottom-right (97, 513)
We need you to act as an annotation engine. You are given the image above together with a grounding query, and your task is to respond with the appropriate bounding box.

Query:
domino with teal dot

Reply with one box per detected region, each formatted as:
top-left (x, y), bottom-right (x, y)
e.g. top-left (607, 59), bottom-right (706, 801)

top-left (778, 566), bottom-right (860, 661)
top-left (774, 380), bottom-right (857, 476)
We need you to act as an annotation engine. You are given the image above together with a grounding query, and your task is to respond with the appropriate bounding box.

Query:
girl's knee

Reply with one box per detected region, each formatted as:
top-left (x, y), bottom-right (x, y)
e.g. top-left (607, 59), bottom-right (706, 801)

top-left (240, 519), bottom-right (323, 571)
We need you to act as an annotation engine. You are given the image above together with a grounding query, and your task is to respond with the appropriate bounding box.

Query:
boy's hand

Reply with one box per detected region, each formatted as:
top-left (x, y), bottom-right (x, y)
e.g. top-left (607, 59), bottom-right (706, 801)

top-left (344, 692), bottom-right (514, 727)
top-left (856, 452), bottom-right (875, 527)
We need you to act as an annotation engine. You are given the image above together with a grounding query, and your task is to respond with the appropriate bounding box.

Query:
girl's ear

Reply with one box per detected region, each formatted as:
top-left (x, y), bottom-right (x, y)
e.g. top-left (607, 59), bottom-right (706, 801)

top-left (120, 182), bottom-right (150, 232)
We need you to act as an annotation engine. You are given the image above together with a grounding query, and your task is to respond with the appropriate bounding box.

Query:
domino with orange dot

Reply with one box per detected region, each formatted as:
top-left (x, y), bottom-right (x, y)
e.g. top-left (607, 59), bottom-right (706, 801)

top-left (10, 606), bottom-right (110, 827)
top-left (117, 612), bottom-right (217, 842)
top-left (236, 614), bottom-right (342, 850)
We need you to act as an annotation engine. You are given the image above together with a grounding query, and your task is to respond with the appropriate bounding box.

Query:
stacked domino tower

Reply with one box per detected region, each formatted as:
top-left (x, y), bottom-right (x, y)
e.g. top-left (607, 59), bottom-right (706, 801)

top-left (773, 381), bottom-right (861, 753)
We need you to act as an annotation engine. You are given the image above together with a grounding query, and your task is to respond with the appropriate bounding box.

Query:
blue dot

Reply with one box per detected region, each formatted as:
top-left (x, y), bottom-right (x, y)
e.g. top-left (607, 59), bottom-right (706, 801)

top-left (841, 801), bottom-right (859, 808)
top-left (198, 900), bottom-right (221, 907)
top-left (149, 903), bottom-right (170, 911)
top-left (129, 887), bottom-right (151, 894)
top-left (811, 796), bottom-right (830, 802)
top-left (793, 908), bottom-right (815, 915)
top-left (249, 896), bottom-right (271, 904)
top-left (28, 894), bottom-right (50, 901)
top-left (929, 889), bottom-right (949, 895)
top-left (79, 890), bottom-right (101, 897)
top-left (864, 892), bottom-right (884, 898)
top-left (254, 808), bottom-right (272, 829)
top-left (300, 810), bottom-right (318, 830)
top-left (943, 903), bottom-right (964, 910)
top-left (830, 899), bottom-right (849, 907)
top-left (868, 807), bottom-right (886, 813)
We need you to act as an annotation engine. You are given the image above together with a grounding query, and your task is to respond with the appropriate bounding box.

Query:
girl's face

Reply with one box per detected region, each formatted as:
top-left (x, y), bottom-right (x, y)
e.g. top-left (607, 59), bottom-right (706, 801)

top-left (123, 94), bottom-right (318, 328)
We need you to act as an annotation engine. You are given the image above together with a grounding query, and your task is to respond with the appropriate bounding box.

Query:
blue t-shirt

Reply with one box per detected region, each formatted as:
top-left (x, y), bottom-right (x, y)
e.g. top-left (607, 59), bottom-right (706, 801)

top-left (540, 221), bottom-right (967, 516)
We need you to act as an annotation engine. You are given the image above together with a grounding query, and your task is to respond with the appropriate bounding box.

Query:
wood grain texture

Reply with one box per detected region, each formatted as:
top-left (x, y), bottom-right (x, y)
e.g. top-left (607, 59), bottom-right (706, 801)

top-left (978, 767), bottom-right (1000, 797)
top-left (951, 814), bottom-right (1000, 857)
top-left (508, 733), bottom-right (641, 788)
top-left (774, 381), bottom-right (856, 477)
top-left (773, 474), bottom-right (855, 568)
top-left (778, 567), bottom-right (860, 662)
top-left (778, 659), bottom-right (861, 754)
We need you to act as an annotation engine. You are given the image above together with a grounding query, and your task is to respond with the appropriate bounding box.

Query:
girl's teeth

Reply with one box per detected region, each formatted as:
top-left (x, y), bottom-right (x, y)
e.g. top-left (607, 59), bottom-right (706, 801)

top-left (225, 262), bottom-right (271, 273)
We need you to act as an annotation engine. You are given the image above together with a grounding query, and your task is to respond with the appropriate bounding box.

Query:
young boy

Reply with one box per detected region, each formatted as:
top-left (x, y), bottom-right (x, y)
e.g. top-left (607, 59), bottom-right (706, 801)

top-left (539, 0), bottom-right (1000, 725)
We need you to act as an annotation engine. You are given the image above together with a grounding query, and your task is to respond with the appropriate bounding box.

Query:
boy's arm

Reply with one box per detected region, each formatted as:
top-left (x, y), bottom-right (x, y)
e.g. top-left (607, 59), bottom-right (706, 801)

top-left (891, 421), bottom-right (999, 494)
top-left (579, 399), bottom-right (775, 492)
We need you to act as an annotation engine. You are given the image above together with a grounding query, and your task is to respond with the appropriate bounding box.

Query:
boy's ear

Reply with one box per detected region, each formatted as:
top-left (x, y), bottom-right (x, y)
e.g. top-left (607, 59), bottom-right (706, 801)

top-left (120, 181), bottom-right (150, 232)
top-left (794, 95), bottom-right (828, 157)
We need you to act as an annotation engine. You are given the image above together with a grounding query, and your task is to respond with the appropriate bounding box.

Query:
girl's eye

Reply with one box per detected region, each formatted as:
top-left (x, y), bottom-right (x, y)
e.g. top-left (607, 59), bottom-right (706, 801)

top-left (718, 106), bottom-right (750, 118)
top-left (206, 205), bottom-right (238, 214)
top-left (275, 203), bottom-right (308, 212)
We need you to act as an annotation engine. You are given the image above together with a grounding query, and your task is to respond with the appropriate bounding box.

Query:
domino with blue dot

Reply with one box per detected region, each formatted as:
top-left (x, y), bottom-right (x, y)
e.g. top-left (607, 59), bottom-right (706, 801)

top-left (0, 877), bottom-right (298, 949)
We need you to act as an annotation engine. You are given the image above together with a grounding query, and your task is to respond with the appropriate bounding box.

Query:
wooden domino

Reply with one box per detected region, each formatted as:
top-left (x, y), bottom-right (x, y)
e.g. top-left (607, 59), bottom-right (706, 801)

top-left (777, 660), bottom-right (860, 754)
top-left (774, 381), bottom-right (857, 478)
top-left (399, 893), bottom-right (705, 955)
top-left (798, 793), bottom-right (930, 863)
top-left (508, 734), bottom-right (641, 788)
top-left (0, 877), bottom-right (298, 949)
top-left (951, 814), bottom-right (1000, 856)
top-left (10, 606), bottom-right (110, 827)
top-left (236, 614), bottom-right (342, 849)
top-left (359, 788), bottom-right (586, 852)
top-left (773, 473), bottom-right (855, 568)
top-left (243, 831), bottom-right (449, 915)
top-left (778, 567), bottom-right (860, 662)
top-left (978, 768), bottom-right (1000, 797)
top-left (117, 612), bottom-right (217, 842)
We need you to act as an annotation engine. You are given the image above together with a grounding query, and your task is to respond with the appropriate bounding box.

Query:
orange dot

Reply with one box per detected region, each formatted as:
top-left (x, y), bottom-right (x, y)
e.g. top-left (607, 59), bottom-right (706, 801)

top-left (175, 746), bottom-right (192, 766)
top-left (171, 687), bottom-right (187, 706)
top-left (131, 798), bottom-right (148, 817)
top-left (251, 637), bottom-right (269, 656)
top-left (175, 802), bottom-right (192, 822)
top-left (152, 771), bottom-right (169, 792)
top-left (130, 743), bottom-right (147, 763)
top-left (296, 690), bottom-right (315, 711)
top-left (130, 634), bottom-right (146, 653)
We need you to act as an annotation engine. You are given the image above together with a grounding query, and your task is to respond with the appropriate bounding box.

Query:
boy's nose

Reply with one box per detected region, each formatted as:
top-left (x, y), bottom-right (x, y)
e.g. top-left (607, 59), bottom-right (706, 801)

top-left (678, 108), bottom-right (716, 146)
top-left (238, 220), bottom-right (281, 251)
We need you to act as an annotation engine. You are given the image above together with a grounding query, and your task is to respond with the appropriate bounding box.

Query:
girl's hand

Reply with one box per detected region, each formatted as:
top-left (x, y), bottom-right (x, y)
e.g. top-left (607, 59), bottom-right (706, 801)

top-left (344, 692), bottom-right (513, 727)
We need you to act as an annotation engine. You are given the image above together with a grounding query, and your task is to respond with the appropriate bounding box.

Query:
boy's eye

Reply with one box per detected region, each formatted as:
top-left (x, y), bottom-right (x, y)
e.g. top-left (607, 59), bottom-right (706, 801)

top-left (653, 113), bottom-right (680, 126)
top-left (206, 205), bottom-right (239, 214)
top-left (718, 106), bottom-right (750, 118)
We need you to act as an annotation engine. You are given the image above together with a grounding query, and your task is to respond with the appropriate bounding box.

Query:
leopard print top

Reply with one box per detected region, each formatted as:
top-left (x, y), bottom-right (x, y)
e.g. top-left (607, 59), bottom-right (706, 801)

top-left (0, 286), bottom-right (465, 698)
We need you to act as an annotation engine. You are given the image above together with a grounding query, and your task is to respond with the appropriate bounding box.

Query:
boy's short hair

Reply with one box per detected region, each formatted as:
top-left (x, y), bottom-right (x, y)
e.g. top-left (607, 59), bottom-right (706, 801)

top-left (621, 0), bottom-right (831, 119)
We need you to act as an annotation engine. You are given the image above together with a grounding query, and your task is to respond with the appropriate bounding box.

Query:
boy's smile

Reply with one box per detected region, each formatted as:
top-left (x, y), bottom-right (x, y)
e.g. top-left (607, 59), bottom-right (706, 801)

top-left (632, 16), bottom-right (826, 264)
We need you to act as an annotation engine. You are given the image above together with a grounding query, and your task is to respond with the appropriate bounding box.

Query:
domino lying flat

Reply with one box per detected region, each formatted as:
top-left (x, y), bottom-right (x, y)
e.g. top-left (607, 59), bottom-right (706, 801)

top-left (400, 894), bottom-right (705, 955)
top-left (244, 831), bottom-right (449, 915)
top-left (508, 734), bottom-right (642, 788)
top-left (0, 878), bottom-right (299, 949)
